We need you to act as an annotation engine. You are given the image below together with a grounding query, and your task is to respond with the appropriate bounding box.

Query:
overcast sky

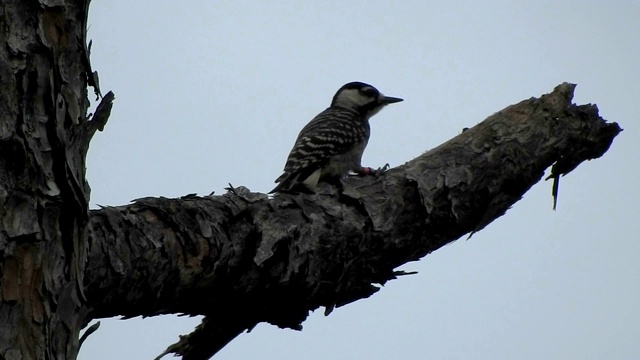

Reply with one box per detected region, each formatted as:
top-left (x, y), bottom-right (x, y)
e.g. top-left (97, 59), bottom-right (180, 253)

top-left (80, 1), bottom-right (638, 359)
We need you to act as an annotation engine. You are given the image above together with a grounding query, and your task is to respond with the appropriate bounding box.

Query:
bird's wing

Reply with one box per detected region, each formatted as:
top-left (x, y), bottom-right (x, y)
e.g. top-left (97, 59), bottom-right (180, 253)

top-left (275, 108), bottom-right (366, 184)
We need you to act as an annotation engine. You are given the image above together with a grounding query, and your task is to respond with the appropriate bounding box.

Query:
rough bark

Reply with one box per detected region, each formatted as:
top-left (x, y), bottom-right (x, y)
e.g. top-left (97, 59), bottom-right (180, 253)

top-left (0, 2), bottom-right (622, 360)
top-left (0, 1), bottom-right (111, 359)
top-left (83, 84), bottom-right (620, 359)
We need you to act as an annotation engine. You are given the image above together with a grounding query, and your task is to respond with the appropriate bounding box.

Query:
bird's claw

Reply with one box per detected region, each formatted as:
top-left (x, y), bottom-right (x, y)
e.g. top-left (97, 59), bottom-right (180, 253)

top-left (372, 163), bottom-right (390, 176)
top-left (359, 163), bottom-right (390, 176)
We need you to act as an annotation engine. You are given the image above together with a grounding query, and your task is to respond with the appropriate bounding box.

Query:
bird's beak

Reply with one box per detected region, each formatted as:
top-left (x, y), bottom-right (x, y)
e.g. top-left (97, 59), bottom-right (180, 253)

top-left (379, 95), bottom-right (403, 104)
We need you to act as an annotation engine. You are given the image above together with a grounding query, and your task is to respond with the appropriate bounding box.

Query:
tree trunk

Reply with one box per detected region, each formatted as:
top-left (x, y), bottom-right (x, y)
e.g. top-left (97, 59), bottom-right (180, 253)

top-left (0, 2), bottom-right (621, 360)
top-left (0, 1), bottom-right (111, 359)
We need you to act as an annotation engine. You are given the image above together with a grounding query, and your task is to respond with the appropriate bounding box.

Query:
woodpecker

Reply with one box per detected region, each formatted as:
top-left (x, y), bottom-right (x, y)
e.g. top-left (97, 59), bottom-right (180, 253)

top-left (271, 81), bottom-right (403, 193)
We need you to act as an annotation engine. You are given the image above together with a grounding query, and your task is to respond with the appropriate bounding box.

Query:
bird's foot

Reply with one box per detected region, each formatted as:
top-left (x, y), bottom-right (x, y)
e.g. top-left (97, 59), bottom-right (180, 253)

top-left (357, 163), bottom-right (390, 177)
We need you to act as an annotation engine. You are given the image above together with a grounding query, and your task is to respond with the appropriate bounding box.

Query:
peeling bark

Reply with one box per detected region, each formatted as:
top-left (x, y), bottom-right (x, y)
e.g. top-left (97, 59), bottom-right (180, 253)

top-left (0, 2), bottom-right (622, 360)
top-left (0, 1), bottom-right (111, 359)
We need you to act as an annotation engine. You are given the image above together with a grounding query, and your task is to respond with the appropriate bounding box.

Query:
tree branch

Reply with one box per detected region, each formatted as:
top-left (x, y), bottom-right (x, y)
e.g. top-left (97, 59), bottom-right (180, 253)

top-left (83, 83), bottom-right (620, 359)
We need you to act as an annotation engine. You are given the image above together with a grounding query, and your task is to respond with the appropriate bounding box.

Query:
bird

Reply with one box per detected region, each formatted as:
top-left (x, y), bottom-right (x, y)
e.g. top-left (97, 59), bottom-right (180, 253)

top-left (271, 81), bottom-right (403, 194)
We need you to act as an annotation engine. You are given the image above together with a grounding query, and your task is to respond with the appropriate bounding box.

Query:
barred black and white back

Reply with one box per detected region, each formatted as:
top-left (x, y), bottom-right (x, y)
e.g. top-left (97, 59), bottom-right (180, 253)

top-left (271, 82), bottom-right (402, 193)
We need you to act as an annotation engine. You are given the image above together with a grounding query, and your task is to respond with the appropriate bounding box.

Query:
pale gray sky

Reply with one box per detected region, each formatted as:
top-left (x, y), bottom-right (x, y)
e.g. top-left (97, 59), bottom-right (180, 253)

top-left (81, 1), bottom-right (639, 359)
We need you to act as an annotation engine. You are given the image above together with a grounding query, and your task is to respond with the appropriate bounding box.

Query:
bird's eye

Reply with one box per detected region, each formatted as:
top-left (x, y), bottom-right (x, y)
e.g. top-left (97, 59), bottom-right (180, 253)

top-left (359, 87), bottom-right (377, 97)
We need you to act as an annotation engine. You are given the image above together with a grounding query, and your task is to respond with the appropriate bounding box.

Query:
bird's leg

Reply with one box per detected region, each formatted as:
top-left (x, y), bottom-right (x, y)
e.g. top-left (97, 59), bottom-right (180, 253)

top-left (354, 163), bottom-right (390, 177)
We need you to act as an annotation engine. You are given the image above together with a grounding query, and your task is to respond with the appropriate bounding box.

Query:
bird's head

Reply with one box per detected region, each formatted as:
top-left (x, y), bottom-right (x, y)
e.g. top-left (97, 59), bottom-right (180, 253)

top-left (330, 81), bottom-right (403, 118)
